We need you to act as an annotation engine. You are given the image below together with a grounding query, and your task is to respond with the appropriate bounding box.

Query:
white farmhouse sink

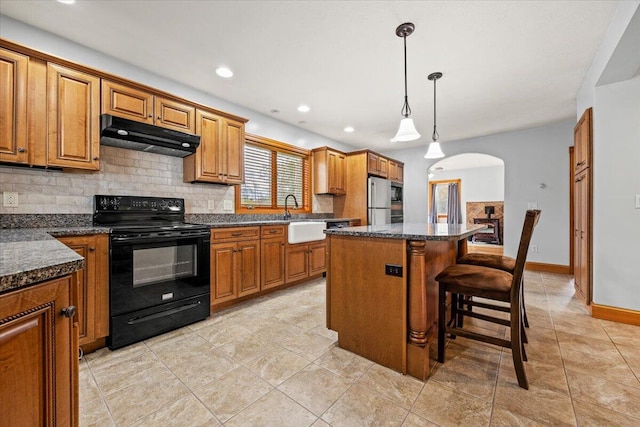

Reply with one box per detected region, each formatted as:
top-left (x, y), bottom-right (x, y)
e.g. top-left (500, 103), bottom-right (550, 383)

top-left (288, 221), bottom-right (326, 244)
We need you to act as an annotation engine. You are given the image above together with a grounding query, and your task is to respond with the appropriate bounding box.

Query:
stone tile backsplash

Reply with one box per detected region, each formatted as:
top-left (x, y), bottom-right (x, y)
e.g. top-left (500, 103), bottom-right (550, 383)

top-left (0, 146), bottom-right (333, 215)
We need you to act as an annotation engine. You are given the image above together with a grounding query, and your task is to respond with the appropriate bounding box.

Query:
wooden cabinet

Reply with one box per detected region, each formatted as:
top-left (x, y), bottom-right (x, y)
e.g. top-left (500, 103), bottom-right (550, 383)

top-left (102, 80), bottom-right (196, 133)
top-left (183, 109), bottom-right (246, 184)
top-left (286, 240), bottom-right (327, 283)
top-left (261, 225), bottom-right (286, 289)
top-left (574, 107), bottom-right (592, 174)
top-left (210, 227), bottom-right (260, 306)
top-left (0, 275), bottom-right (78, 426)
top-left (389, 160), bottom-right (404, 183)
top-left (312, 146), bottom-right (346, 195)
top-left (573, 170), bottom-right (591, 303)
top-left (47, 63), bottom-right (101, 170)
top-left (57, 234), bottom-right (109, 348)
top-left (367, 152), bottom-right (389, 178)
top-left (572, 108), bottom-right (592, 305)
top-left (0, 47), bottom-right (28, 164)
top-left (334, 150), bottom-right (403, 225)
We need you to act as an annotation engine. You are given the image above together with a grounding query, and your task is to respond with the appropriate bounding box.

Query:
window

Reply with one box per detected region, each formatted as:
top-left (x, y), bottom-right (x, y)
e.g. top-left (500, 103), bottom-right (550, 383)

top-left (428, 179), bottom-right (461, 223)
top-left (236, 134), bottom-right (310, 213)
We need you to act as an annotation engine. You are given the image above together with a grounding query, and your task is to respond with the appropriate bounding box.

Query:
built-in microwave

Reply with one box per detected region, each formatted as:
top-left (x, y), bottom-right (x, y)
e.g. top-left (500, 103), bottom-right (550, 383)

top-left (390, 182), bottom-right (403, 223)
top-left (390, 182), bottom-right (403, 202)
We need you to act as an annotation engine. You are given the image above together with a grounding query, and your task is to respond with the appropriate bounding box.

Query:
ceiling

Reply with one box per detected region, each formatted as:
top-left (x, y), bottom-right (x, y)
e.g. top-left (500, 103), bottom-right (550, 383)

top-left (431, 153), bottom-right (504, 171)
top-left (0, 1), bottom-right (618, 152)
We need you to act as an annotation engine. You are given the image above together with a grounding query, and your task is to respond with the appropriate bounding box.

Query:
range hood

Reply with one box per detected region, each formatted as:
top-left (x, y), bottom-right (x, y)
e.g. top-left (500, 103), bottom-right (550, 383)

top-left (100, 114), bottom-right (200, 157)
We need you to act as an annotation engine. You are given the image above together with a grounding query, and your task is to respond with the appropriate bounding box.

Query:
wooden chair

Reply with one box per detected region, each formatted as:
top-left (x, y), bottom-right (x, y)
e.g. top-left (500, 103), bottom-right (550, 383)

top-left (436, 210), bottom-right (541, 389)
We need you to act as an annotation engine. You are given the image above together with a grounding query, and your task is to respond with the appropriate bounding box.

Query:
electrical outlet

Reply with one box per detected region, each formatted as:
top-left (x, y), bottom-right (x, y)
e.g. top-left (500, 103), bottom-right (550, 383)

top-left (635, 195), bottom-right (640, 209)
top-left (207, 200), bottom-right (216, 210)
top-left (223, 200), bottom-right (233, 211)
top-left (3, 192), bottom-right (18, 207)
top-left (385, 264), bottom-right (403, 277)
top-left (527, 202), bottom-right (538, 210)
top-left (531, 245), bottom-right (538, 253)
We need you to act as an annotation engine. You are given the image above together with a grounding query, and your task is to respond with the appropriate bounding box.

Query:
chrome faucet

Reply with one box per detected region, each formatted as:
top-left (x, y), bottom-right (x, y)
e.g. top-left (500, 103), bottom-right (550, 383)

top-left (283, 194), bottom-right (299, 220)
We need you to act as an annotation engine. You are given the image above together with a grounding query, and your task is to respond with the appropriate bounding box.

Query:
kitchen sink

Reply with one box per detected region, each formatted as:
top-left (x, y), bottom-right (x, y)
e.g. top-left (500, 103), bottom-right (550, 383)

top-left (288, 221), bottom-right (326, 244)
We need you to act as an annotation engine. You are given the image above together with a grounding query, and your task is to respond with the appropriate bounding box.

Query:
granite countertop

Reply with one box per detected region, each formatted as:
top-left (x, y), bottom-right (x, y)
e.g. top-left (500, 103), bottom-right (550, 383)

top-left (324, 222), bottom-right (487, 241)
top-left (199, 218), bottom-right (360, 228)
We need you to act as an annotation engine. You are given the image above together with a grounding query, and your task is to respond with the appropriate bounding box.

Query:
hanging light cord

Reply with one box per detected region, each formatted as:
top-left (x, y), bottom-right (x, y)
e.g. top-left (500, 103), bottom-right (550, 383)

top-left (400, 34), bottom-right (411, 118)
top-left (432, 76), bottom-right (439, 142)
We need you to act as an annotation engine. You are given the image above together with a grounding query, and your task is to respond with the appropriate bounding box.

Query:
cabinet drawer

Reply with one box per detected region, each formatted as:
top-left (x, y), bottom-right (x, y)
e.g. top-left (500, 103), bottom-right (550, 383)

top-left (261, 225), bottom-right (286, 238)
top-left (211, 226), bottom-right (260, 242)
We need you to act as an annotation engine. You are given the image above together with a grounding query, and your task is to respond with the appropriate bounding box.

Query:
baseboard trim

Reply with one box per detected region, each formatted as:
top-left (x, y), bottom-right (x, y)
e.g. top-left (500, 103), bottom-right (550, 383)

top-left (592, 304), bottom-right (640, 326)
top-left (525, 262), bottom-right (570, 274)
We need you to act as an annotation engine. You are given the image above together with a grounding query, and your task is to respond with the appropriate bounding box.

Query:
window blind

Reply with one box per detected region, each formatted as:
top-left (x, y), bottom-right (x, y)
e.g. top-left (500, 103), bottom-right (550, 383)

top-left (276, 152), bottom-right (304, 207)
top-left (241, 144), bottom-right (272, 207)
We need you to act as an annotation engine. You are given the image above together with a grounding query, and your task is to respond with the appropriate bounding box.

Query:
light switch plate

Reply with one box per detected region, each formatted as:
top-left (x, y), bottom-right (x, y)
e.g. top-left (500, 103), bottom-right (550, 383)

top-left (223, 200), bottom-right (233, 211)
top-left (208, 200), bottom-right (216, 210)
top-left (635, 195), bottom-right (640, 209)
top-left (3, 192), bottom-right (18, 207)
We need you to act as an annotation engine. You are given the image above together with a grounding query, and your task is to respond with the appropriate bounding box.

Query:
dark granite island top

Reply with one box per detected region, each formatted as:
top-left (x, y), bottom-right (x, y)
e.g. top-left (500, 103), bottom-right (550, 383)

top-left (324, 222), bottom-right (485, 240)
top-left (325, 222), bottom-right (486, 381)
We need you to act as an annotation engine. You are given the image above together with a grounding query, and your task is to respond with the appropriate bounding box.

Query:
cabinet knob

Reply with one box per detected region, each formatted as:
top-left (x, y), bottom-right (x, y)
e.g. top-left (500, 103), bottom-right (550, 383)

top-left (157, 116), bottom-right (161, 120)
top-left (148, 115), bottom-right (153, 118)
top-left (93, 156), bottom-right (99, 161)
top-left (89, 247), bottom-right (96, 252)
top-left (61, 306), bottom-right (76, 318)
top-left (17, 147), bottom-right (26, 153)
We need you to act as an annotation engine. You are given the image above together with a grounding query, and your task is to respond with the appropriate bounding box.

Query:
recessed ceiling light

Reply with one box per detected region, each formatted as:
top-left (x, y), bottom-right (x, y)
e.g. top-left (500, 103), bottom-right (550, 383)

top-left (344, 126), bottom-right (355, 133)
top-left (57, 0), bottom-right (75, 4)
top-left (297, 105), bottom-right (310, 113)
top-left (215, 66), bottom-right (233, 78)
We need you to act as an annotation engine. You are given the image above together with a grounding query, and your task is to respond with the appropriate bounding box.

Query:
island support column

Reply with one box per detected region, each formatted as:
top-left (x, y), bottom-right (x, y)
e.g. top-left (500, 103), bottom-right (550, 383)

top-left (406, 239), bottom-right (458, 380)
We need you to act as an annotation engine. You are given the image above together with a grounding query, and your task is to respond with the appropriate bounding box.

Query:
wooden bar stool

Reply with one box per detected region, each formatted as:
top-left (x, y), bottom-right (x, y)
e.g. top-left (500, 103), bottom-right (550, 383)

top-left (436, 210), bottom-right (541, 389)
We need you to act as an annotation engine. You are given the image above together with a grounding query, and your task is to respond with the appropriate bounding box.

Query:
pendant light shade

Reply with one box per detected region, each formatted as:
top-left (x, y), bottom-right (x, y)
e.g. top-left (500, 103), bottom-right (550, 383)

top-left (424, 72), bottom-right (445, 159)
top-left (391, 23), bottom-right (421, 142)
top-left (392, 118), bottom-right (421, 142)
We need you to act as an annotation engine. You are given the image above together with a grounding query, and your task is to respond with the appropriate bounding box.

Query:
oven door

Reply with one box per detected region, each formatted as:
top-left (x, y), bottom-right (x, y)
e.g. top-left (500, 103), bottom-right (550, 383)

top-left (110, 232), bottom-right (210, 317)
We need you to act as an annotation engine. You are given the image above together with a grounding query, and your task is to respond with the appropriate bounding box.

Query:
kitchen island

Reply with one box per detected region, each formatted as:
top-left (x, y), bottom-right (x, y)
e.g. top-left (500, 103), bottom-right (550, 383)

top-left (325, 222), bottom-right (485, 380)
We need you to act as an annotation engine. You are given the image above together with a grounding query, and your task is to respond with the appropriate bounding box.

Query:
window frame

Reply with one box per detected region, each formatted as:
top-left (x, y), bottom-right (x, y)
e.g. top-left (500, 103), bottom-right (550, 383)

top-left (427, 179), bottom-right (461, 223)
top-left (235, 133), bottom-right (311, 214)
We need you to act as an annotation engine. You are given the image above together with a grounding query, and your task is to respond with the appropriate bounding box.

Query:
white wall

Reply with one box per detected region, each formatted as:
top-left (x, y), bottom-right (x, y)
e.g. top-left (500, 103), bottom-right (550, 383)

top-left (428, 165), bottom-right (505, 225)
top-left (592, 77), bottom-right (640, 310)
top-left (385, 120), bottom-right (574, 265)
top-left (576, 2), bottom-right (640, 312)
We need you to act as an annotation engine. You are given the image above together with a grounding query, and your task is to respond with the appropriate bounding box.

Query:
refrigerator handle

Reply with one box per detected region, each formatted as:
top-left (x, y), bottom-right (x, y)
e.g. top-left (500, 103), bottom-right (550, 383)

top-left (371, 181), bottom-right (376, 209)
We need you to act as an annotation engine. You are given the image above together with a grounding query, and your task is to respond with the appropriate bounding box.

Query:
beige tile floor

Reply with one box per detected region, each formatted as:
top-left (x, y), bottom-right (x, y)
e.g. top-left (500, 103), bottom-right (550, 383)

top-left (80, 272), bottom-right (640, 426)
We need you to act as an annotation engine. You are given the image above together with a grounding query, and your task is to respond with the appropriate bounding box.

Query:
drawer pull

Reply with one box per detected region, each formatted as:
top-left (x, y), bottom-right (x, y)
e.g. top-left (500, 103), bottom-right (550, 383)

top-left (269, 230), bottom-right (279, 234)
top-left (231, 233), bottom-right (243, 237)
top-left (18, 147), bottom-right (26, 153)
top-left (89, 247), bottom-right (96, 252)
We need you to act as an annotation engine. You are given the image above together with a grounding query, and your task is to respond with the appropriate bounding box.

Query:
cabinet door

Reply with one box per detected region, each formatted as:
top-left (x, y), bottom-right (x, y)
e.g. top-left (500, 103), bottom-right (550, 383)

top-left (577, 171), bottom-right (591, 303)
top-left (237, 240), bottom-right (260, 297)
top-left (574, 108), bottom-right (592, 173)
top-left (388, 160), bottom-right (398, 182)
top-left (211, 242), bottom-right (237, 305)
top-left (378, 156), bottom-right (388, 178)
top-left (396, 163), bottom-right (404, 183)
top-left (101, 80), bottom-right (154, 125)
top-left (261, 237), bottom-right (286, 289)
top-left (185, 109), bottom-right (222, 182)
top-left (222, 117), bottom-right (245, 184)
top-left (57, 235), bottom-right (109, 346)
top-left (155, 96), bottom-right (196, 134)
top-left (309, 241), bottom-right (327, 276)
top-left (0, 48), bottom-right (28, 164)
top-left (47, 63), bottom-right (100, 170)
top-left (335, 153), bottom-right (347, 194)
top-left (286, 243), bottom-right (309, 283)
top-left (367, 152), bottom-right (379, 175)
top-left (327, 150), bottom-right (346, 195)
top-left (0, 275), bottom-right (76, 426)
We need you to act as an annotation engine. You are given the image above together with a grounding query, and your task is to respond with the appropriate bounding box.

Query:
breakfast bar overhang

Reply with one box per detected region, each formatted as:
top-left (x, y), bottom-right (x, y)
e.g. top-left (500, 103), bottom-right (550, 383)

top-left (325, 223), bottom-right (485, 380)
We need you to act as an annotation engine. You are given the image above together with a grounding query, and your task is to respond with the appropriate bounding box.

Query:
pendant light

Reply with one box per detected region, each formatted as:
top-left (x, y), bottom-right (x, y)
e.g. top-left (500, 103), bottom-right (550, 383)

top-left (424, 72), bottom-right (445, 159)
top-left (391, 23), bottom-right (421, 142)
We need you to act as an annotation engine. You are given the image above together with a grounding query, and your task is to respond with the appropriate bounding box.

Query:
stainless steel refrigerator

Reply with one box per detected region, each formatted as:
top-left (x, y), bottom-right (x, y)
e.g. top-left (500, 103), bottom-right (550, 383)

top-left (367, 176), bottom-right (391, 225)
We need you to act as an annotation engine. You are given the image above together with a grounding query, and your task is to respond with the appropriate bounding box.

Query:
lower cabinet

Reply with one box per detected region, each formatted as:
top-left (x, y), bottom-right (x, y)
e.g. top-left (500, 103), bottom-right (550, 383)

top-left (57, 234), bottom-right (109, 348)
top-left (0, 275), bottom-right (78, 426)
top-left (210, 227), bottom-right (261, 306)
top-left (261, 225), bottom-right (286, 290)
top-left (286, 241), bottom-right (327, 283)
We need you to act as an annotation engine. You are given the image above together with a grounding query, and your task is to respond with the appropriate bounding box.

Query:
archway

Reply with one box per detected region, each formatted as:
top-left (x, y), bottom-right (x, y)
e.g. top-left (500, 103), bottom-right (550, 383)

top-left (427, 153), bottom-right (505, 253)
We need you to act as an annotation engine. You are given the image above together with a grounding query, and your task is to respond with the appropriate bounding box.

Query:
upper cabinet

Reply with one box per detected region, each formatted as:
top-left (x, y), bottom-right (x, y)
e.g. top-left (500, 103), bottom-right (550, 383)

top-left (574, 107), bottom-right (592, 174)
top-left (102, 80), bottom-right (196, 134)
top-left (0, 48), bottom-right (28, 164)
top-left (388, 159), bottom-right (404, 183)
top-left (183, 109), bottom-right (246, 185)
top-left (312, 146), bottom-right (346, 195)
top-left (367, 151), bottom-right (390, 178)
top-left (47, 63), bottom-right (101, 170)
